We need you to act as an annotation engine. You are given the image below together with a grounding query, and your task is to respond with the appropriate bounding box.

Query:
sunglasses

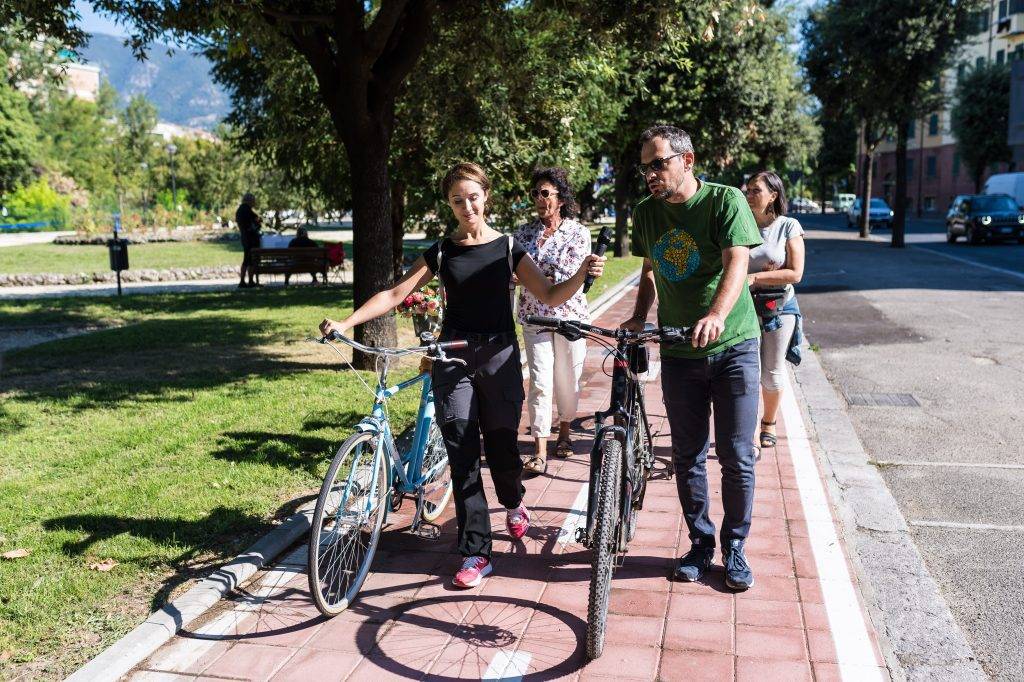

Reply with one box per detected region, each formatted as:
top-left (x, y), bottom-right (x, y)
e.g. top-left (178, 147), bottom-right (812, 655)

top-left (637, 152), bottom-right (685, 177)
top-left (530, 188), bottom-right (559, 199)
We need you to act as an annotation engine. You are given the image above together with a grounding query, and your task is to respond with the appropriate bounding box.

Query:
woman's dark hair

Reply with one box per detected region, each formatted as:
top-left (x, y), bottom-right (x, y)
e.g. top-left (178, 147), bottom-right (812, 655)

top-left (749, 170), bottom-right (788, 217)
top-left (531, 166), bottom-right (578, 218)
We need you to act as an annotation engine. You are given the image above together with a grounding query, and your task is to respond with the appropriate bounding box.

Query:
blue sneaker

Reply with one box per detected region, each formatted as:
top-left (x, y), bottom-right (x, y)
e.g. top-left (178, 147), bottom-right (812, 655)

top-left (723, 539), bottom-right (754, 591)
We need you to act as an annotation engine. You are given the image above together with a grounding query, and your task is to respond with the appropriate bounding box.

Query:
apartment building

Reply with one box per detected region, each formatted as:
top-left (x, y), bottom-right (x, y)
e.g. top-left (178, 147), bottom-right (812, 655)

top-left (864, 1), bottom-right (1024, 215)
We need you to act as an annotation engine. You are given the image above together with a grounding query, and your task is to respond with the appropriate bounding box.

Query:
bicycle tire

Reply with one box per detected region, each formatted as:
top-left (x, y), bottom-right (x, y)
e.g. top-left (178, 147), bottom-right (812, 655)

top-left (586, 437), bottom-right (622, 659)
top-left (419, 421), bottom-right (453, 522)
top-left (307, 430), bottom-right (388, 617)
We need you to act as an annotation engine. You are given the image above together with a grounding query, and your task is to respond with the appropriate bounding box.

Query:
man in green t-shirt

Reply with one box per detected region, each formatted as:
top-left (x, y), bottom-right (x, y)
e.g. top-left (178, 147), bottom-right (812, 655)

top-left (622, 125), bottom-right (763, 591)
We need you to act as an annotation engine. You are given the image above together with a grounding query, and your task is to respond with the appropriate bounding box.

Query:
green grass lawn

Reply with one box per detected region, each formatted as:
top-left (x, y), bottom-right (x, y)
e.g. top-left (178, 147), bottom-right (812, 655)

top-left (0, 253), bottom-right (639, 678)
top-left (0, 239), bottom-right (436, 276)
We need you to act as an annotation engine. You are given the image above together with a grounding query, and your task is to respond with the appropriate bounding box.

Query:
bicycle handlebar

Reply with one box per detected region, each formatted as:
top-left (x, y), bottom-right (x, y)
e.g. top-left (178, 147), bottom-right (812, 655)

top-left (525, 315), bottom-right (691, 345)
top-left (320, 331), bottom-right (468, 361)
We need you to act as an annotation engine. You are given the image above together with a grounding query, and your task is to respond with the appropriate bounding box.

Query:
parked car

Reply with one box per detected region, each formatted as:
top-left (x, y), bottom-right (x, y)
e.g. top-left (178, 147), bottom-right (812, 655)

top-left (982, 172), bottom-right (1024, 208)
top-left (945, 193), bottom-right (1024, 244)
top-left (847, 197), bottom-right (893, 230)
top-left (790, 197), bottom-right (821, 213)
top-left (833, 193), bottom-right (856, 212)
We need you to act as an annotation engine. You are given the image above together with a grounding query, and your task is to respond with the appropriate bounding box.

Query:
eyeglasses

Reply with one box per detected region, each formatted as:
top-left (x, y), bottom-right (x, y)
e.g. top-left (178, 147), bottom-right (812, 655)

top-left (637, 152), bottom-right (685, 177)
top-left (530, 188), bottom-right (559, 199)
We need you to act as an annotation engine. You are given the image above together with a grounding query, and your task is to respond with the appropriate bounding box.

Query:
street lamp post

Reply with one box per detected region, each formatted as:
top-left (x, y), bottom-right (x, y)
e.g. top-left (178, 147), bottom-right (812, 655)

top-left (166, 143), bottom-right (178, 212)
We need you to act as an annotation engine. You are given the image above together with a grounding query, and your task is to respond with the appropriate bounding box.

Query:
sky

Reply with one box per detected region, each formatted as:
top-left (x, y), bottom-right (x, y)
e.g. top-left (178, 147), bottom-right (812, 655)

top-left (75, 1), bottom-right (129, 38)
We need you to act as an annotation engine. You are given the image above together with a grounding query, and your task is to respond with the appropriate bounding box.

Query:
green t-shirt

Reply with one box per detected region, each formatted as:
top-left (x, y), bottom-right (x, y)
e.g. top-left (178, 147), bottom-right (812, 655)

top-left (630, 181), bottom-right (763, 359)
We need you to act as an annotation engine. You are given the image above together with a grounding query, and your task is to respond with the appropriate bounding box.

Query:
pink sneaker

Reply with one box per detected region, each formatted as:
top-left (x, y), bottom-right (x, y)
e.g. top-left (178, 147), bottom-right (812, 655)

top-left (452, 556), bottom-right (492, 588)
top-left (506, 503), bottom-right (530, 540)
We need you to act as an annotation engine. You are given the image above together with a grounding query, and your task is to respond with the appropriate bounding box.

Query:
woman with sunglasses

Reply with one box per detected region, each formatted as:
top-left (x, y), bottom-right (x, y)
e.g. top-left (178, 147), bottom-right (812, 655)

top-left (514, 167), bottom-right (593, 476)
top-left (320, 162), bottom-right (604, 588)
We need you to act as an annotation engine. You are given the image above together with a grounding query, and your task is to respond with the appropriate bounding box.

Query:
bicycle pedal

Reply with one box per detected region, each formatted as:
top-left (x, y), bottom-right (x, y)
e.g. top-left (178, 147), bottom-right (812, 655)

top-left (574, 527), bottom-right (590, 546)
top-left (414, 520), bottom-right (441, 539)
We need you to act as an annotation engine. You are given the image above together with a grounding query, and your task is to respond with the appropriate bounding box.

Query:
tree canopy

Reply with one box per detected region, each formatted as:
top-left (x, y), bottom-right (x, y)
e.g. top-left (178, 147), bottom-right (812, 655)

top-left (951, 61), bottom-right (1012, 192)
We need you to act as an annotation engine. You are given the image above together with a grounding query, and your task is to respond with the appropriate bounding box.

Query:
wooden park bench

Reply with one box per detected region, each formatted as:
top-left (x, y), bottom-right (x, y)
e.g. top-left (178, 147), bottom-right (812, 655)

top-left (250, 247), bottom-right (330, 285)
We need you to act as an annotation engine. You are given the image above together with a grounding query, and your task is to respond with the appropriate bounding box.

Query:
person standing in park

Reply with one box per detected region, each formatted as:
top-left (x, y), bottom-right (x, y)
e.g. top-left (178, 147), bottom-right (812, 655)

top-left (236, 192), bottom-right (262, 288)
top-left (515, 167), bottom-right (591, 476)
top-left (744, 171), bottom-right (805, 449)
top-left (320, 162), bottom-right (604, 588)
top-left (621, 125), bottom-right (763, 591)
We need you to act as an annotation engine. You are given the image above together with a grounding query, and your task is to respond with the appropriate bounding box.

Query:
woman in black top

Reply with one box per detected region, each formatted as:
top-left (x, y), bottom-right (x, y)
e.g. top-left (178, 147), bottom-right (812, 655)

top-left (320, 162), bottom-right (604, 588)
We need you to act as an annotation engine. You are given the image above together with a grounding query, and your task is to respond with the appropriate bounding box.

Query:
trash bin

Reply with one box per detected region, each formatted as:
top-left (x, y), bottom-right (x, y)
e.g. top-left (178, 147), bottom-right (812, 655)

top-left (108, 238), bottom-right (129, 271)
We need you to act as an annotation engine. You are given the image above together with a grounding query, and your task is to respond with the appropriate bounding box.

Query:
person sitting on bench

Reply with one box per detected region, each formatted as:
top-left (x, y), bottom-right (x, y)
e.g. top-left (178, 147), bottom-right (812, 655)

top-left (286, 227), bottom-right (321, 285)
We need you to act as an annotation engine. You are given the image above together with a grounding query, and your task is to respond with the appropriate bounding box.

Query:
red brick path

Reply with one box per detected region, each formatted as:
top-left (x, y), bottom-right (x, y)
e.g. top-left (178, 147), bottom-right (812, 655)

top-left (126, 293), bottom-right (889, 681)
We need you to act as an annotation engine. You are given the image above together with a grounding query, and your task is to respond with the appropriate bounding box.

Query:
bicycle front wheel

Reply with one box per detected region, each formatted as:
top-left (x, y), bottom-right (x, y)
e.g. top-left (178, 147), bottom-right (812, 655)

top-left (308, 430), bottom-right (388, 616)
top-left (419, 421), bottom-right (453, 523)
top-left (587, 436), bottom-right (622, 659)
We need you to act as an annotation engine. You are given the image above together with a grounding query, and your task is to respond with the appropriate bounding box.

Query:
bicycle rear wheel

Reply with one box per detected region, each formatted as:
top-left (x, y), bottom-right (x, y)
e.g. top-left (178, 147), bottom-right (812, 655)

top-left (419, 421), bottom-right (453, 523)
top-left (587, 437), bottom-right (622, 659)
top-left (308, 431), bottom-right (388, 616)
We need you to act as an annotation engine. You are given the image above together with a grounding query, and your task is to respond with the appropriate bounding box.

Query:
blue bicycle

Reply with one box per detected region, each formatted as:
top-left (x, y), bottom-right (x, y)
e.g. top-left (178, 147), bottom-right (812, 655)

top-left (307, 331), bottom-right (466, 616)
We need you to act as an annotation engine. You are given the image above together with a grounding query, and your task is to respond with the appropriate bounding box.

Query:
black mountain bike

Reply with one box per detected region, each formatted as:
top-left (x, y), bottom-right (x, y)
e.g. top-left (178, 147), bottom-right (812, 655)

top-left (525, 315), bottom-right (691, 659)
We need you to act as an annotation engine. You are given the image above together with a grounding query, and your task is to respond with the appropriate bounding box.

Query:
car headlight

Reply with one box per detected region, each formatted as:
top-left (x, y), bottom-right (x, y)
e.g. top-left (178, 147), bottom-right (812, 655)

top-left (1018, 215), bottom-right (1024, 224)
top-left (981, 215), bottom-right (992, 225)
top-left (889, 210), bottom-right (894, 217)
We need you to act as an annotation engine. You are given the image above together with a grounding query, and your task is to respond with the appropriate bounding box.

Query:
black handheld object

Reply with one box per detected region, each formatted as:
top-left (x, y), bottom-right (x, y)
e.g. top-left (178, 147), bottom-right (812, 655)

top-left (583, 225), bottom-right (613, 294)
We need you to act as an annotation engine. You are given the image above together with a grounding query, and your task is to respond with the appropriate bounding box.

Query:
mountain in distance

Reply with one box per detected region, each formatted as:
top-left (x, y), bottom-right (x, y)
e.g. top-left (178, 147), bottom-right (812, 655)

top-left (78, 32), bottom-right (230, 130)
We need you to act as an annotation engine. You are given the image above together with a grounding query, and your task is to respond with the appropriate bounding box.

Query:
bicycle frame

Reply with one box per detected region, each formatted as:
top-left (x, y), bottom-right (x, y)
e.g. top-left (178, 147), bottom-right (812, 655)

top-left (350, 367), bottom-right (444, 527)
top-left (583, 341), bottom-right (652, 544)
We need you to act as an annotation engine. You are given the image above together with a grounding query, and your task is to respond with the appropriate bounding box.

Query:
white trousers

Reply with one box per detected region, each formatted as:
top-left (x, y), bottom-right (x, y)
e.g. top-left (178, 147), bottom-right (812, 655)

top-left (523, 324), bottom-right (587, 435)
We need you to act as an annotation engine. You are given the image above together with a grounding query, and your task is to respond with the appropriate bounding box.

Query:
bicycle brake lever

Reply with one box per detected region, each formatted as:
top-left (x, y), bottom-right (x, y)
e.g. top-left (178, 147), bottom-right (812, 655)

top-left (434, 348), bottom-right (468, 366)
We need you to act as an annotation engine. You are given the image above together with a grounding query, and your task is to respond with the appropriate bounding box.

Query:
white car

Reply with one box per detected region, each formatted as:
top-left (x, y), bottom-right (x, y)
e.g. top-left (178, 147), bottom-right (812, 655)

top-left (847, 197), bottom-right (893, 230)
top-left (790, 197), bottom-right (821, 213)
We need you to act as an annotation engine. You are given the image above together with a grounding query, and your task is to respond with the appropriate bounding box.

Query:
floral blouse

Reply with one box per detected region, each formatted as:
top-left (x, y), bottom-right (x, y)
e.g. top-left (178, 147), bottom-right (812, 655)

top-left (515, 217), bottom-right (592, 324)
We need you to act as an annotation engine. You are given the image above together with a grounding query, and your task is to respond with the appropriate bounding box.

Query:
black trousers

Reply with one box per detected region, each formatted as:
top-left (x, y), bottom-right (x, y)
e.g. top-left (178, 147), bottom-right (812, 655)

top-left (432, 335), bottom-right (525, 559)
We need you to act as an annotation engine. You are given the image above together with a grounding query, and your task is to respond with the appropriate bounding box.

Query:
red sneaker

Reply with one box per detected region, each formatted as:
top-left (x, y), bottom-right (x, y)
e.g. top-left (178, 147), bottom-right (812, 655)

top-left (452, 556), bottom-right (492, 588)
top-left (506, 503), bottom-right (530, 540)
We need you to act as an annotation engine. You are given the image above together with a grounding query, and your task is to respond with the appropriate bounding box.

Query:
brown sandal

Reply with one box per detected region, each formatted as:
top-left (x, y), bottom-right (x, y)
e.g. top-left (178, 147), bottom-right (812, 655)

top-left (523, 455), bottom-right (547, 476)
top-left (759, 420), bottom-right (777, 448)
top-left (554, 437), bottom-right (573, 458)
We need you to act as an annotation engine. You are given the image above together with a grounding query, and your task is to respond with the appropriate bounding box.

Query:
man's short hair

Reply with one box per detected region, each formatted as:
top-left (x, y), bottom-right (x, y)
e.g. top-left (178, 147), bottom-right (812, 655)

top-left (242, 192), bottom-right (256, 204)
top-left (638, 125), bottom-right (694, 154)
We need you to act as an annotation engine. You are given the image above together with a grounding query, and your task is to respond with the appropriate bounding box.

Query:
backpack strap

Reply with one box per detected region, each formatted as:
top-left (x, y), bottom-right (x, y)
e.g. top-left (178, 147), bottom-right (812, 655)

top-left (436, 239), bottom-right (446, 317)
top-left (507, 235), bottom-right (516, 312)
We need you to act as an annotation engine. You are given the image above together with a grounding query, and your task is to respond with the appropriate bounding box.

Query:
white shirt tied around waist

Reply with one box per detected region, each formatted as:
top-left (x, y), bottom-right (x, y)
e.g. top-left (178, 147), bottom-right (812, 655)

top-left (514, 217), bottom-right (592, 324)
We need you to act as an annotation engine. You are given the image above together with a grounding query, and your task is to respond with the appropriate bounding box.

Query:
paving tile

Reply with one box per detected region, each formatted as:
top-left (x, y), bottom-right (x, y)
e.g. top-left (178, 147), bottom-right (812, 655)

top-left (748, 553), bottom-right (796, 578)
top-left (230, 607), bottom-right (325, 648)
top-left (793, 550), bottom-right (820, 578)
top-left (603, 614), bottom-right (664, 647)
top-left (734, 575), bottom-right (799, 602)
top-left (735, 624), bottom-right (808, 661)
top-left (127, 672), bottom-right (194, 681)
top-left (807, 629), bottom-right (839, 663)
top-left (636, 511), bottom-right (680, 531)
top-left (666, 592), bottom-right (734, 623)
top-left (346, 657), bottom-right (431, 681)
top-left (657, 650), bottom-right (733, 681)
top-left (200, 642), bottom-right (296, 681)
top-left (304, 613), bottom-right (388, 654)
top-left (607, 588), bottom-right (669, 618)
top-left (577, 643), bottom-right (660, 680)
top-left (797, 577), bottom-right (825, 603)
top-left (662, 619), bottom-right (733, 654)
top-left (749, 515), bottom-right (790, 538)
top-left (800, 602), bottom-right (830, 630)
top-left (269, 648), bottom-right (361, 681)
top-left (631, 526), bottom-right (679, 548)
top-left (735, 598), bottom-right (803, 629)
top-left (144, 637), bottom-right (234, 674)
top-left (735, 657), bottom-right (813, 681)
top-left (371, 623), bottom-right (451, 674)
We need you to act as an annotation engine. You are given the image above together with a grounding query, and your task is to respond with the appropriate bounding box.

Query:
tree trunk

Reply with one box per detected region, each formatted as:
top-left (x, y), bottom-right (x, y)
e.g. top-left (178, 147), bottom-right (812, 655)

top-left (892, 122), bottom-right (907, 248)
top-left (858, 120), bottom-right (874, 239)
top-left (348, 143), bottom-right (398, 368)
top-left (391, 179), bottom-right (406, 282)
top-left (613, 151), bottom-right (635, 257)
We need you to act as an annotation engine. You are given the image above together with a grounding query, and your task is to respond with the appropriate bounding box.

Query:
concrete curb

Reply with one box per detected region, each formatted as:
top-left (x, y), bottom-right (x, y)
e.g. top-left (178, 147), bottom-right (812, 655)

top-left (66, 502), bottom-right (315, 682)
top-left (789, 346), bottom-right (986, 681)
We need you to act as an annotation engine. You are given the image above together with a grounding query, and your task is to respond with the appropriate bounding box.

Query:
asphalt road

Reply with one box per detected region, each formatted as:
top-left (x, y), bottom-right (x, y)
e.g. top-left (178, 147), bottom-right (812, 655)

top-left (792, 212), bottom-right (1024, 680)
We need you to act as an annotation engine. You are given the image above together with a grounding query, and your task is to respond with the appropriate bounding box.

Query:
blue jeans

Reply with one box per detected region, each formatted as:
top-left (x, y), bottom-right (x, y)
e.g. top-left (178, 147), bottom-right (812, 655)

top-left (660, 338), bottom-right (760, 547)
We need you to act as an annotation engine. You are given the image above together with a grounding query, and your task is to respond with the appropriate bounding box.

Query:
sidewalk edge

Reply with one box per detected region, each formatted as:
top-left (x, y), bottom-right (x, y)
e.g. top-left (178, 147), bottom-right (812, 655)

top-left (789, 346), bottom-right (987, 681)
top-left (66, 502), bottom-right (314, 682)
